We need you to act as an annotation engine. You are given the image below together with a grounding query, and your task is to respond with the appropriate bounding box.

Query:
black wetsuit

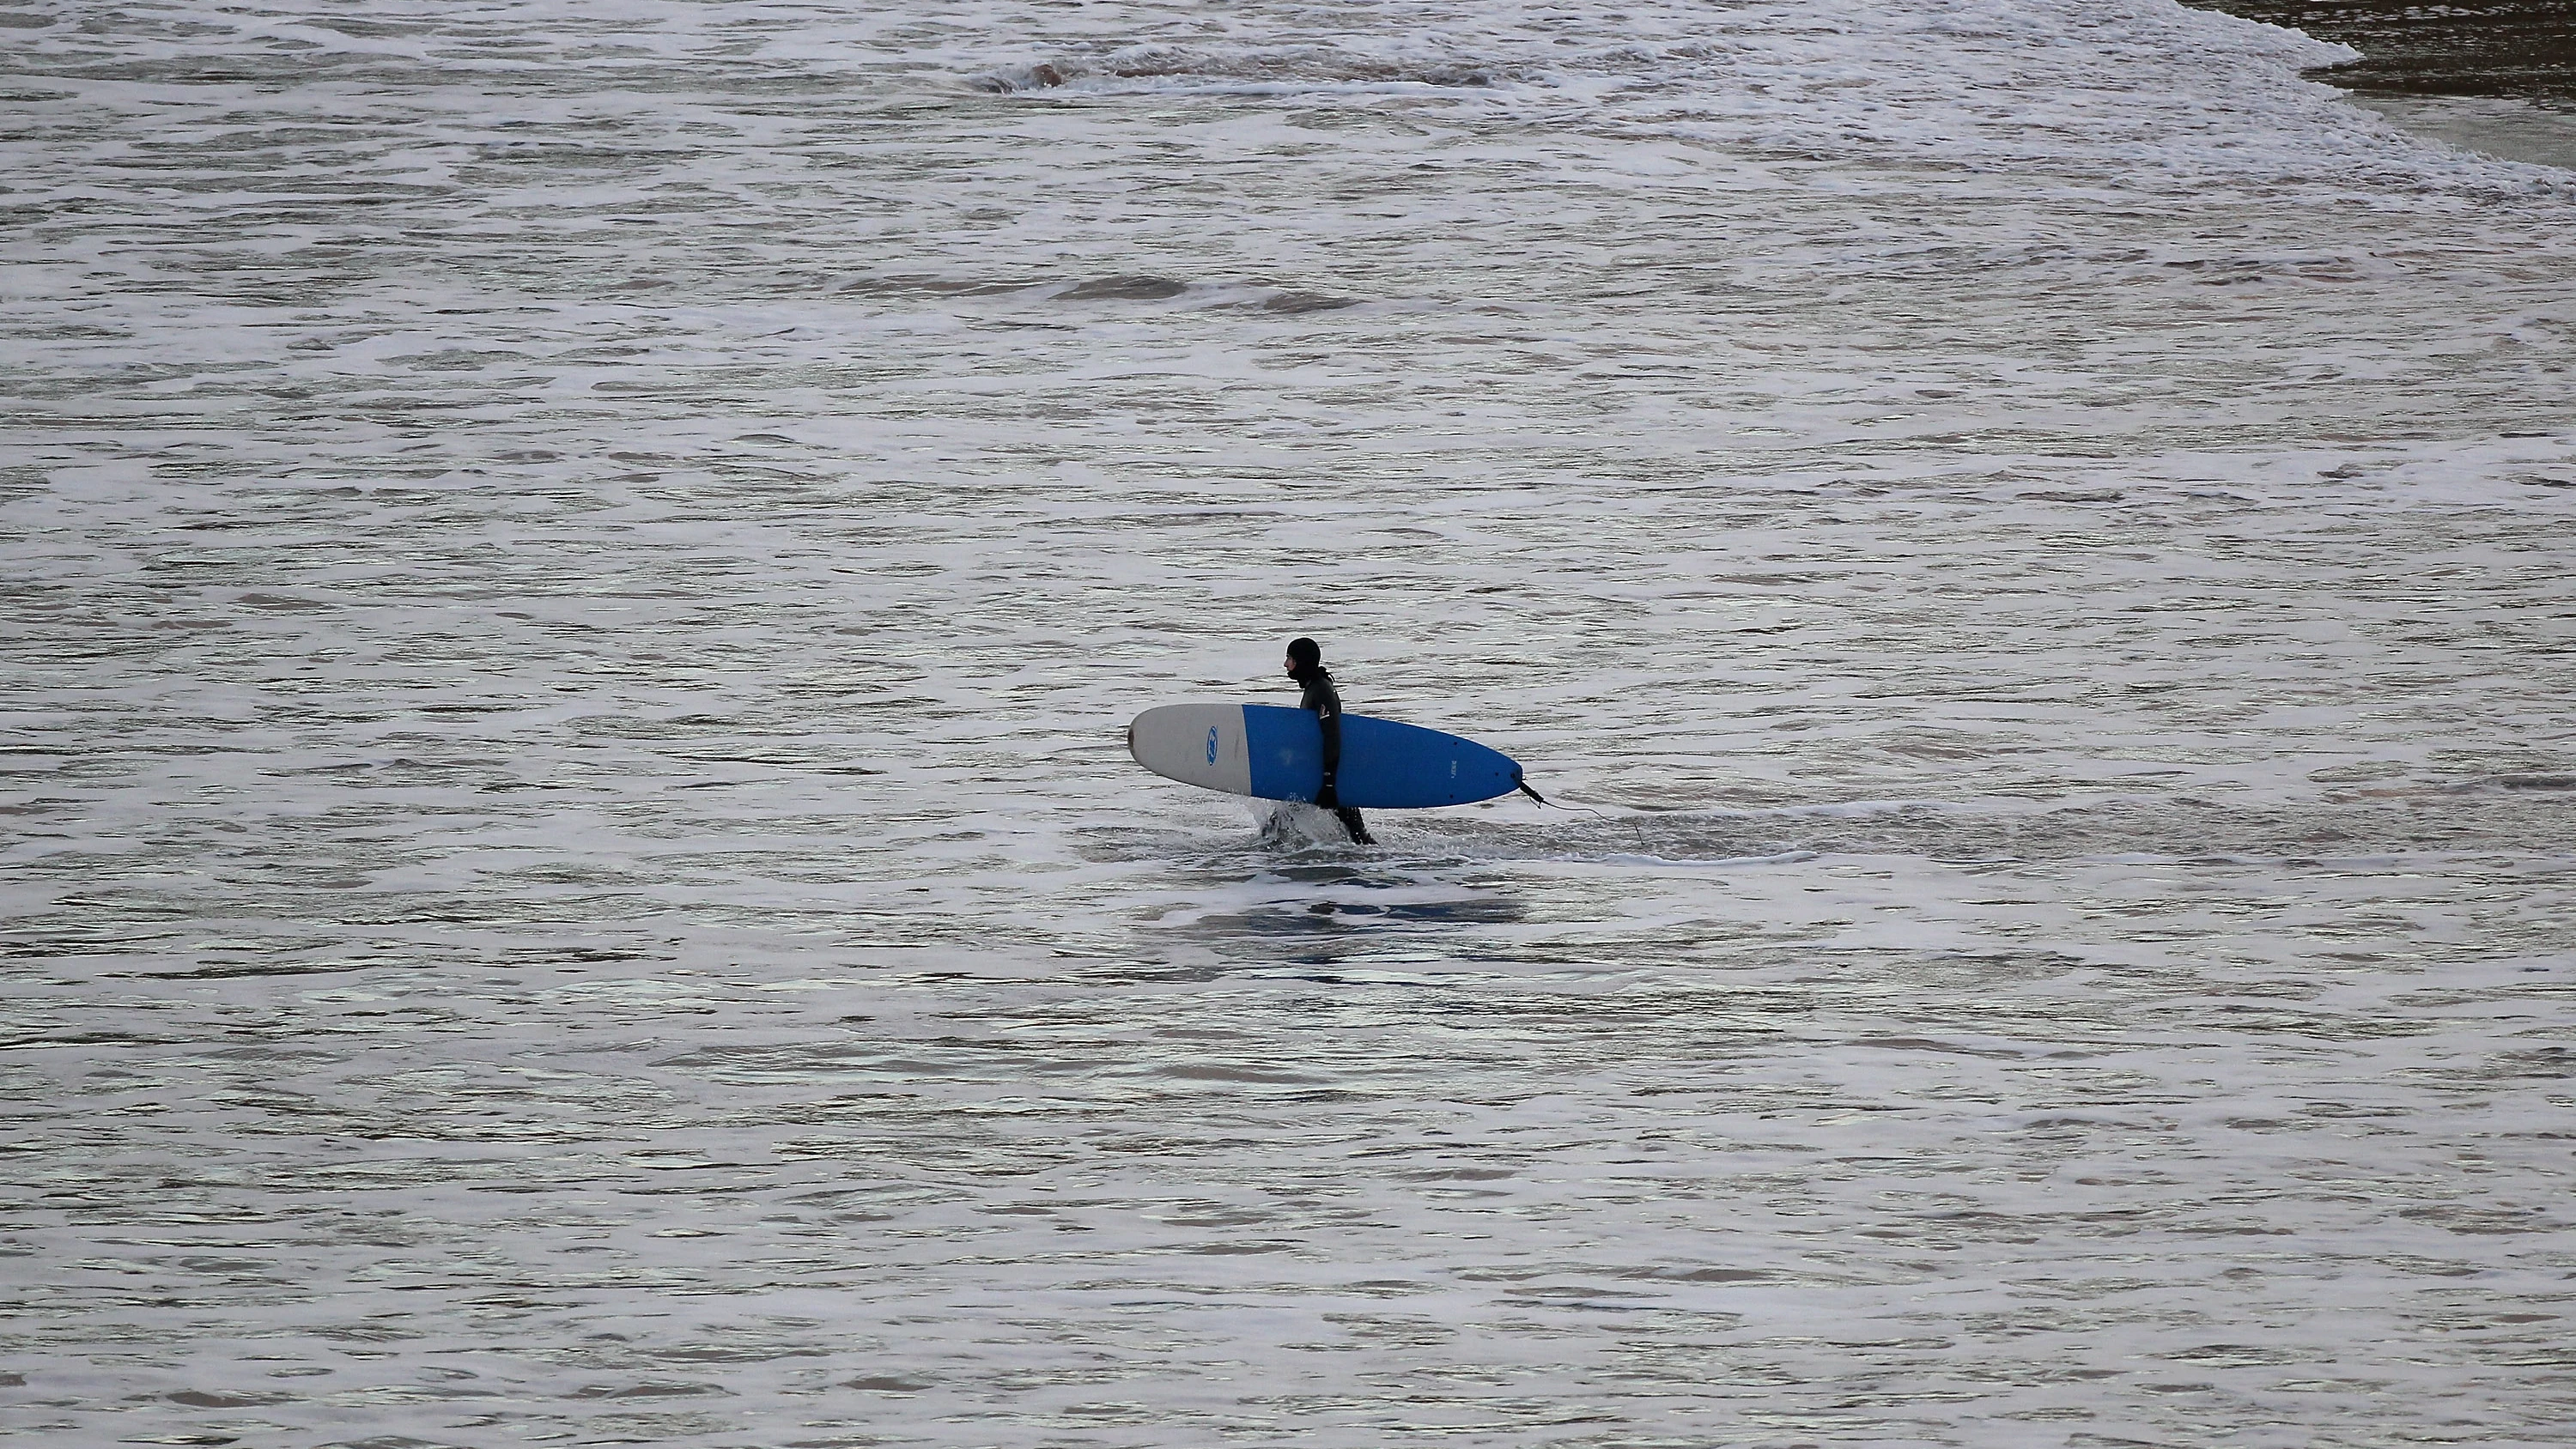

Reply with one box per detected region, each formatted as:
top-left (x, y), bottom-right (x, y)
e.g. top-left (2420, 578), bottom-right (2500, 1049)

top-left (1292, 664), bottom-right (1374, 845)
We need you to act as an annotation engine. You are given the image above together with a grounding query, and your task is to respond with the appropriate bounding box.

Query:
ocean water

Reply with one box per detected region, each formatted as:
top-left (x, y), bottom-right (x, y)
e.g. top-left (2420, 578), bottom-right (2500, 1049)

top-left (3, 2), bottom-right (2573, 1446)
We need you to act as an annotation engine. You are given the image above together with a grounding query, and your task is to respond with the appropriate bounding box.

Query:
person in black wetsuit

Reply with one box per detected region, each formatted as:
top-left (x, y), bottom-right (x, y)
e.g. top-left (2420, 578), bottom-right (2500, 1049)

top-left (1285, 636), bottom-right (1374, 846)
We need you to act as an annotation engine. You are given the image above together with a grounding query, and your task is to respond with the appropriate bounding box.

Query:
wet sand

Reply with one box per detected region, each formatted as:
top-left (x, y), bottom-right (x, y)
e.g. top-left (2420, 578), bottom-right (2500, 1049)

top-left (2184, 1), bottom-right (2576, 108)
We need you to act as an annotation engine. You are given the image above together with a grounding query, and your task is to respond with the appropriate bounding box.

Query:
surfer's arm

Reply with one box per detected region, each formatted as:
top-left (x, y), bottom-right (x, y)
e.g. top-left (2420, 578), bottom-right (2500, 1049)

top-left (1315, 700), bottom-right (1344, 805)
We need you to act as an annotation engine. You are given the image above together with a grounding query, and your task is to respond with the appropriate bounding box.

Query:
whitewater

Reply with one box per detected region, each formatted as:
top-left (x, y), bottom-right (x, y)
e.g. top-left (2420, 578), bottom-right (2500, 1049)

top-left (3, 0), bottom-right (2573, 1444)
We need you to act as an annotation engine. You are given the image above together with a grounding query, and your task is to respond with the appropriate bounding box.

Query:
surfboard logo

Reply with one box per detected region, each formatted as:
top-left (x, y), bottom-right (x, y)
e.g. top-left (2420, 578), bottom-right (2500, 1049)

top-left (1206, 727), bottom-right (1218, 765)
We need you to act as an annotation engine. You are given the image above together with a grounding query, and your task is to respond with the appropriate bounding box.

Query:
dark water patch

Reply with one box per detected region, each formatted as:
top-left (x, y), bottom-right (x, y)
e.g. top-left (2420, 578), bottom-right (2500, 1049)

top-left (969, 50), bottom-right (1509, 94)
top-left (1261, 291), bottom-right (1358, 314)
top-left (1625, 1265), bottom-right (1777, 1283)
top-left (170, 1389), bottom-right (295, 1408)
top-left (1060, 275), bottom-right (1188, 301)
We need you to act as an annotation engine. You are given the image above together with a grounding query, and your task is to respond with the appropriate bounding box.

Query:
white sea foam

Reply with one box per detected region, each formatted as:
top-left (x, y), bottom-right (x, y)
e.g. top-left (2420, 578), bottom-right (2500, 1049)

top-left (3, 0), bottom-right (2573, 1444)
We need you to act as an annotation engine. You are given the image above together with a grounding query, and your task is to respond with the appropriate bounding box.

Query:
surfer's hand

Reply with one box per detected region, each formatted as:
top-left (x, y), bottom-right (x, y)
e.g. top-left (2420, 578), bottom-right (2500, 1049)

top-left (1315, 779), bottom-right (1340, 808)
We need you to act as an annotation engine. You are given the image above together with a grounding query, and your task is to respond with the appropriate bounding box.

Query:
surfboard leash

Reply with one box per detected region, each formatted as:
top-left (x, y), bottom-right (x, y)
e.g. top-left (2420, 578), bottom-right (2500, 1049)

top-left (1517, 774), bottom-right (1648, 848)
top-left (1524, 783), bottom-right (1618, 823)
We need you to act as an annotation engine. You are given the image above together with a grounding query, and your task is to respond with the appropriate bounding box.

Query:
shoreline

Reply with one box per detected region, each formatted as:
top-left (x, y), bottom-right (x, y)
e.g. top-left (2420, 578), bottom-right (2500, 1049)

top-left (2184, 0), bottom-right (2576, 169)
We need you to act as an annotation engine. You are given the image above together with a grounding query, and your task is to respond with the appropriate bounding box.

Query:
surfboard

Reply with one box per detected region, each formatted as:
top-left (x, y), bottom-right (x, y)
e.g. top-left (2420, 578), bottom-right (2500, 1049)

top-left (1127, 702), bottom-right (1524, 809)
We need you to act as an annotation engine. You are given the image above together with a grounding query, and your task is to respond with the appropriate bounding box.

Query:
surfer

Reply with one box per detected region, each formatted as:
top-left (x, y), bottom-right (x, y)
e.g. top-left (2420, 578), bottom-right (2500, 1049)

top-left (1285, 636), bottom-right (1375, 845)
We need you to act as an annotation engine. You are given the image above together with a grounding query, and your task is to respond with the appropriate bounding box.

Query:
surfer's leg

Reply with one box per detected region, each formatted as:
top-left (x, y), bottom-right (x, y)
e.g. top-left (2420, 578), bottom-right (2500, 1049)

top-left (1335, 806), bottom-right (1373, 846)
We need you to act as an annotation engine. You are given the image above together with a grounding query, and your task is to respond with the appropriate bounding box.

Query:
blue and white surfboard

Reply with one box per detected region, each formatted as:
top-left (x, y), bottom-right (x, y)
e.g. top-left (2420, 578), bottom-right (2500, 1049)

top-left (1127, 702), bottom-right (1524, 809)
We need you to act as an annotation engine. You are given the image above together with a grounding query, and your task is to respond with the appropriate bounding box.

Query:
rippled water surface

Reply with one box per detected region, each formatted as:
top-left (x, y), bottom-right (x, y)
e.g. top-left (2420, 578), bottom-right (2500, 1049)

top-left (4, 2), bottom-right (2574, 1446)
